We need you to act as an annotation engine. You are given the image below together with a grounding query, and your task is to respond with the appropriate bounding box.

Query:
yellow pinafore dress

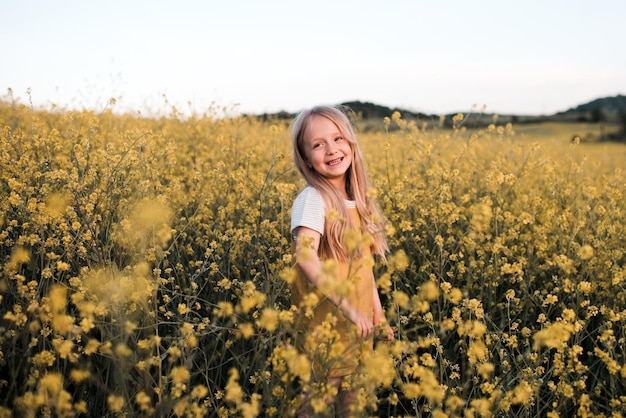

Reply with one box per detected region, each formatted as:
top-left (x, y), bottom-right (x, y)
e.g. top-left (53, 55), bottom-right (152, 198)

top-left (291, 207), bottom-right (375, 378)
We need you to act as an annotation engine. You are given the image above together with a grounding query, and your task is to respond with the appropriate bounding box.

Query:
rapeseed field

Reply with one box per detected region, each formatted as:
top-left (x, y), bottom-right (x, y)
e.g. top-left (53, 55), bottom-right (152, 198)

top-left (1, 97), bottom-right (625, 417)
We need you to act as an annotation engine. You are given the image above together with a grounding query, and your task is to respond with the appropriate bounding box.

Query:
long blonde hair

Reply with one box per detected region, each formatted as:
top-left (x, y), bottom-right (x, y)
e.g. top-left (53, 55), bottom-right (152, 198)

top-left (292, 105), bottom-right (388, 261)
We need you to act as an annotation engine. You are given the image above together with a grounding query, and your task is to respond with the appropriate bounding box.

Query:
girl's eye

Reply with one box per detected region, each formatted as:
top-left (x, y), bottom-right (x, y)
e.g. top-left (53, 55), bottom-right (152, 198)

top-left (335, 137), bottom-right (343, 142)
top-left (312, 143), bottom-right (322, 149)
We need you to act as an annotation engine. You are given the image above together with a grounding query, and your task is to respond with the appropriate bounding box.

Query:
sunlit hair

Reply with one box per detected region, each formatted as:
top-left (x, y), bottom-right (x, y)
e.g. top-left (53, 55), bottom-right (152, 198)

top-left (292, 105), bottom-right (388, 261)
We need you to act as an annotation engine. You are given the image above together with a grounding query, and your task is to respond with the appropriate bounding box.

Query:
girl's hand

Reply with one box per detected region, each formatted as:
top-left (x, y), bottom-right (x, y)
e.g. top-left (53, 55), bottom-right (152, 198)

top-left (344, 306), bottom-right (375, 339)
top-left (374, 316), bottom-right (394, 343)
top-left (378, 322), bottom-right (394, 343)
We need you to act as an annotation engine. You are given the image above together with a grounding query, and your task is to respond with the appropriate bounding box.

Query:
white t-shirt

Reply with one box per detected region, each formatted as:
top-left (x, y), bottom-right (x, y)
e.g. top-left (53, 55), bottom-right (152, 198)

top-left (290, 186), bottom-right (356, 241)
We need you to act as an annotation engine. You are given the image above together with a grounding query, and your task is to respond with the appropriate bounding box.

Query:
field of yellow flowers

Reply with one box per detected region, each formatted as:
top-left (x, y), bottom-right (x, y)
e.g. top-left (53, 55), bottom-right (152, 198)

top-left (1, 96), bottom-right (625, 417)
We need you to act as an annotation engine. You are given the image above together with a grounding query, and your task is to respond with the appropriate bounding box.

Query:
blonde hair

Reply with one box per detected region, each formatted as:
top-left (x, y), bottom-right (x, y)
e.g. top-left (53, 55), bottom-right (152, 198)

top-left (292, 105), bottom-right (388, 261)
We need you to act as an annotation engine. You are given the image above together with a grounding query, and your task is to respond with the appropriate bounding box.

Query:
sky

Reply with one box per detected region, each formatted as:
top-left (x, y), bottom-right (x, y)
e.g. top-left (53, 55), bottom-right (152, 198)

top-left (2, 0), bottom-right (625, 117)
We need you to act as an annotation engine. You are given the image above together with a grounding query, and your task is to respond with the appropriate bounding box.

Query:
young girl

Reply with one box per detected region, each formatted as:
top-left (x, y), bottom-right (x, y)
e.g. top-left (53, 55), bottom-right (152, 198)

top-left (290, 105), bottom-right (393, 417)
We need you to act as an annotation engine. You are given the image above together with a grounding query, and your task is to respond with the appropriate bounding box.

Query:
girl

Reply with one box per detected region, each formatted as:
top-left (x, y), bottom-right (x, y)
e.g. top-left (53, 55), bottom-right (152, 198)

top-left (290, 105), bottom-right (393, 417)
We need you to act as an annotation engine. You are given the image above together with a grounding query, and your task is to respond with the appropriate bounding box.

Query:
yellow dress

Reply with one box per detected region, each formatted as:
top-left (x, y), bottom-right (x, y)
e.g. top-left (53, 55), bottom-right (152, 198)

top-left (291, 207), bottom-right (375, 378)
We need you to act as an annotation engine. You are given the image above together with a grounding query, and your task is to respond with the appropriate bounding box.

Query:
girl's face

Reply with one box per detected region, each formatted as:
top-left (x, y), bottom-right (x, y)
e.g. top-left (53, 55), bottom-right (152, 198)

top-left (302, 115), bottom-right (353, 189)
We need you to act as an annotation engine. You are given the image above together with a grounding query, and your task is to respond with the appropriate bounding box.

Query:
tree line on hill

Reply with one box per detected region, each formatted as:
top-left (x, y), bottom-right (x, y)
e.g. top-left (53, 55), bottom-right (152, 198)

top-left (254, 95), bottom-right (626, 141)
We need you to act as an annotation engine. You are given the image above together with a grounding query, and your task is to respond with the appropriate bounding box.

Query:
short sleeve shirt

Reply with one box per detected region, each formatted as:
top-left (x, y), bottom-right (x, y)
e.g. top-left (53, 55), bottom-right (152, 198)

top-left (290, 186), bottom-right (356, 241)
top-left (291, 186), bottom-right (325, 240)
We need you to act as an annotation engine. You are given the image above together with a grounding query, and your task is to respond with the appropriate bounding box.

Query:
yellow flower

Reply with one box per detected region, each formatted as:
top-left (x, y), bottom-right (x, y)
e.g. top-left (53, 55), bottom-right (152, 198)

top-left (554, 254), bottom-right (576, 274)
top-left (470, 202), bottom-right (493, 232)
top-left (280, 267), bottom-right (296, 284)
top-left (420, 281), bottom-right (439, 301)
top-left (467, 340), bottom-right (488, 365)
top-left (467, 320), bottom-right (487, 339)
top-left (75, 400), bottom-right (88, 413)
top-left (32, 350), bottom-right (56, 367)
top-left (465, 298), bottom-right (485, 319)
top-left (52, 314), bottom-right (74, 334)
top-left (168, 346), bottom-right (182, 361)
top-left (533, 322), bottom-right (575, 350)
top-left (509, 380), bottom-right (533, 405)
top-left (393, 290), bottom-right (410, 308)
top-left (238, 282), bottom-right (267, 313)
top-left (191, 384), bottom-right (209, 399)
top-left (179, 322), bottom-right (194, 336)
top-left (298, 291), bottom-right (319, 311)
top-left (170, 366), bottom-right (191, 385)
top-left (542, 294), bottom-right (558, 306)
top-left (217, 278), bottom-right (232, 289)
top-left (432, 410), bottom-right (447, 418)
top-left (325, 208), bottom-right (339, 221)
top-left (377, 273), bottom-right (392, 293)
top-left (594, 347), bottom-right (621, 375)
top-left (477, 362), bottom-right (494, 379)
top-left (70, 369), bottom-right (91, 383)
top-left (270, 344), bottom-right (311, 383)
top-left (447, 288), bottom-right (463, 304)
top-left (54, 339), bottom-right (74, 360)
top-left (578, 244), bottom-right (594, 260)
top-left (84, 339), bottom-right (100, 355)
top-left (311, 396), bottom-right (328, 414)
top-left (577, 281), bottom-right (592, 294)
top-left (440, 281), bottom-right (452, 293)
top-left (45, 193), bottom-right (69, 218)
top-left (225, 368), bottom-right (243, 404)
top-left (257, 308), bottom-right (279, 332)
top-left (8, 246), bottom-right (30, 271)
top-left (107, 394), bottom-right (125, 412)
top-left (469, 398), bottom-right (492, 416)
top-left (115, 343), bottom-right (133, 357)
top-left (278, 309), bottom-right (294, 324)
top-left (238, 323), bottom-right (255, 339)
top-left (39, 373), bottom-right (63, 397)
top-left (125, 320), bottom-right (137, 334)
top-left (505, 289), bottom-right (516, 301)
top-left (402, 382), bottom-right (421, 399)
top-left (99, 341), bottom-right (113, 356)
top-left (56, 261), bottom-right (70, 272)
top-left (214, 301), bottom-right (234, 318)
top-left (344, 229), bottom-right (361, 252)
top-left (361, 344), bottom-right (395, 388)
top-left (445, 395), bottom-right (464, 411)
top-left (135, 391), bottom-right (152, 411)
top-left (561, 308), bottom-right (576, 322)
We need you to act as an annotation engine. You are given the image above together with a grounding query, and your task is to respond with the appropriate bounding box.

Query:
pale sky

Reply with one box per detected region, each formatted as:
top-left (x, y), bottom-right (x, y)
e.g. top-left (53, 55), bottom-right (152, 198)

top-left (2, 0), bottom-right (625, 116)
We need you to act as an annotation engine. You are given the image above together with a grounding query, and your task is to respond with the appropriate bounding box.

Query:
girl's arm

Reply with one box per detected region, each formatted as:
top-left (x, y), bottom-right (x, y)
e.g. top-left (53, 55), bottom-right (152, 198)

top-left (372, 278), bottom-right (394, 342)
top-left (294, 226), bottom-right (376, 340)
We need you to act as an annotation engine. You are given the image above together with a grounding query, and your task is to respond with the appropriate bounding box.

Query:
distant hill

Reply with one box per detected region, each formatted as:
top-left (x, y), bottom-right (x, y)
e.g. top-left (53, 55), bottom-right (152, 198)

top-left (254, 95), bottom-right (626, 127)
top-left (339, 101), bottom-right (521, 129)
top-left (338, 100), bottom-right (432, 120)
top-left (561, 94), bottom-right (626, 115)
top-left (254, 101), bottom-right (433, 122)
top-left (553, 94), bottom-right (626, 123)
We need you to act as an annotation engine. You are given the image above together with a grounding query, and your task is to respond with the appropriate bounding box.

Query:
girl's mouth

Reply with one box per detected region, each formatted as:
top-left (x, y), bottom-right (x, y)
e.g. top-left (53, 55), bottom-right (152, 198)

top-left (327, 157), bottom-right (343, 166)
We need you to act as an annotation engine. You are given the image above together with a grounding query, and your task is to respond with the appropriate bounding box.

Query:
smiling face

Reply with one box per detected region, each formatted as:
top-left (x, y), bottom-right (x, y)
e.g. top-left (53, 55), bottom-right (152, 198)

top-left (302, 114), bottom-right (353, 195)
